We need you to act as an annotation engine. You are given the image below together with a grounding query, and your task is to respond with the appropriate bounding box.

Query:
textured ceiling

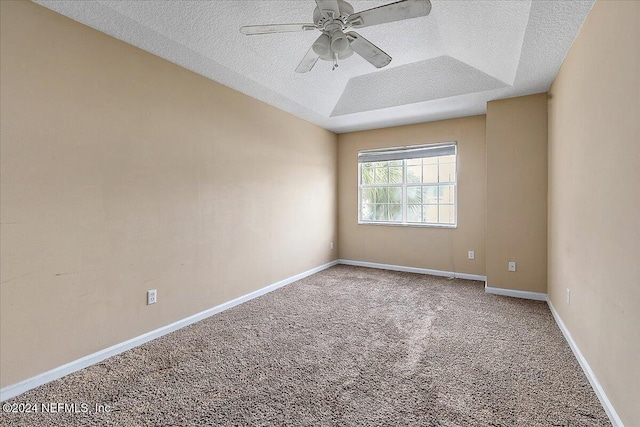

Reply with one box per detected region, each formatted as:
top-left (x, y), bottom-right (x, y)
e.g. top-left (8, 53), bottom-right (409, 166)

top-left (34, 0), bottom-right (595, 133)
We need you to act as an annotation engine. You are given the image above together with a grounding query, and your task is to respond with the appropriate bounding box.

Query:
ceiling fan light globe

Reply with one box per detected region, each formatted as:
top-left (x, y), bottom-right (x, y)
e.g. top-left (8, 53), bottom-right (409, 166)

top-left (331, 31), bottom-right (350, 54)
top-left (337, 48), bottom-right (354, 60)
top-left (319, 51), bottom-right (334, 61)
top-left (312, 33), bottom-right (331, 56)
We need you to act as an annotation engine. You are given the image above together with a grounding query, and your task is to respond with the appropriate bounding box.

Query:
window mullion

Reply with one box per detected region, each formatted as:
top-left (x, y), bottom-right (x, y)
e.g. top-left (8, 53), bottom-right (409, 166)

top-left (402, 159), bottom-right (407, 223)
top-left (436, 158), bottom-right (440, 224)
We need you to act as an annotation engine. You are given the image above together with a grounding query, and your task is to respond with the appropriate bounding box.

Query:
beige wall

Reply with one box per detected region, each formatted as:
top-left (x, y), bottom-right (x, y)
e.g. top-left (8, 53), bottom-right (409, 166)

top-left (486, 94), bottom-right (548, 293)
top-left (0, 1), bottom-right (337, 387)
top-left (548, 1), bottom-right (640, 424)
top-left (338, 116), bottom-right (487, 276)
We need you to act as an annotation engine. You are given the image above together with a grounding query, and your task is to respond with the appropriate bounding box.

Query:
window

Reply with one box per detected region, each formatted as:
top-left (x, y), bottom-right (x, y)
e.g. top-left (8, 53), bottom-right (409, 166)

top-left (358, 143), bottom-right (457, 227)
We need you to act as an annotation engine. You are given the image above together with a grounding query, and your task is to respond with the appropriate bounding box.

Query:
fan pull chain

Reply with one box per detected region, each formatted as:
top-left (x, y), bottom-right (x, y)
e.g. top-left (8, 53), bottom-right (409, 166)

top-left (332, 52), bottom-right (339, 71)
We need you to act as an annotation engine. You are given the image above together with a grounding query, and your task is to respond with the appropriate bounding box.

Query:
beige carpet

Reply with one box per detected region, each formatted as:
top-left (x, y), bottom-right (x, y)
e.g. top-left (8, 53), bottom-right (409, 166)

top-left (1, 265), bottom-right (610, 426)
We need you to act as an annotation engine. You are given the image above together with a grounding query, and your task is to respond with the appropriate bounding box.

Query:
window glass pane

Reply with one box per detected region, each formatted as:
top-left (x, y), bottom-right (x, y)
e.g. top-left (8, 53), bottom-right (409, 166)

top-left (407, 166), bottom-right (421, 183)
top-left (374, 204), bottom-right (388, 221)
top-left (361, 188), bottom-right (375, 204)
top-left (372, 161), bottom-right (388, 168)
top-left (375, 187), bottom-right (389, 203)
top-left (439, 163), bottom-right (456, 183)
top-left (439, 205), bottom-right (455, 224)
top-left (389, 167), bottom-right (403, 184)
top-left (389, 160), bottom-right (403, 167)
top-left (423, 205), bottom-right (438, 223)
top-left (440, 154), bottom-right (455, 163)
top-left (423, 164), bottom-right (438, 183)
top-left (389, 204), bottom-right (402, 221)
top-left (388, 187), bottom-right (402, 203)
top-left (361, 204), bottom-right (374, 220)
top-left (423, 186), bottom-right (438, 204)
top-left (407, 205), bottom-right (422, 222)
top-left (361, 164), bottom-right (374, 184)
top-left (407, 158), bottom-right (422, 166)
top-left (407, 186), bottom-right (422, 204)
top-left (440, 185), bottom-right (455, 204)
top-left (374, 167), bottom-right (389, 184)
top-left (423, 156), bottom-right (438, 165)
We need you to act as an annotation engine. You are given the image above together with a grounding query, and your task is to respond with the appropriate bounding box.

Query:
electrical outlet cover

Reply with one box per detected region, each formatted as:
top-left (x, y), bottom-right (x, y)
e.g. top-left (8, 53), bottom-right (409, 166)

top-left (147, 289), bottom-right (157, 305)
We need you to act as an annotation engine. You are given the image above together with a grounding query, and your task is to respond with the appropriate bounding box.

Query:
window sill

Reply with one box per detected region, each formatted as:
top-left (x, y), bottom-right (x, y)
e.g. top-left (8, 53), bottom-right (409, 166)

top-left (358, 221), bottom-right (457, 229)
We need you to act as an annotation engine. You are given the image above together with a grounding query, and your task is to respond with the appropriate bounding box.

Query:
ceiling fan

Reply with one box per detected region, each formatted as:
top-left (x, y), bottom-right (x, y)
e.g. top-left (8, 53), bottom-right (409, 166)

top-left (240, 0), bottom-right (432, 73)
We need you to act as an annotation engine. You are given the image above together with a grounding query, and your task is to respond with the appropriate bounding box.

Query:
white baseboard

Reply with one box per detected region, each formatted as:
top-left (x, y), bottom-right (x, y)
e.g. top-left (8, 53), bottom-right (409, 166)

top-left (484, 285), bottom-right (548, 301)
top-left (0, 260), bottom-right (339, 402)
top-left (337, 259), bottom-right (487, 281)
top-left (547, 301), bottom-right (624, 427)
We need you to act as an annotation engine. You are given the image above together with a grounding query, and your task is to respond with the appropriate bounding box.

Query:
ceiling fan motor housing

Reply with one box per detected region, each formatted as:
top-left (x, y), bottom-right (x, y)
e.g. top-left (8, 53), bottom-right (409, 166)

top-left (312, 0), bottom-right (354, 26)
top-left (312, 0), bottom-right (355, 61)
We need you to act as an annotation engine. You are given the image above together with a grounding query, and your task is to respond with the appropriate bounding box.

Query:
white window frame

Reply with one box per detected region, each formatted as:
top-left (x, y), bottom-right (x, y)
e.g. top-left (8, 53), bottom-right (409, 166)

top-left (357, 142), bottom-right (458, 228)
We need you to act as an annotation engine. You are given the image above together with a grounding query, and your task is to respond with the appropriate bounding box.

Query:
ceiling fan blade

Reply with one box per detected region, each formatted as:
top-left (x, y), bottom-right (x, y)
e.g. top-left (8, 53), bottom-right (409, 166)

top-left (240, 24), bottom-right (316, 35)
top-left (348, 0), bottom-right (431, 29)
top-left (315, 0), bottom-right (341, 19)
top-left (347, 32), bottom-right (392, 68)
top-left (295, 45), bottom-right (320, 73)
